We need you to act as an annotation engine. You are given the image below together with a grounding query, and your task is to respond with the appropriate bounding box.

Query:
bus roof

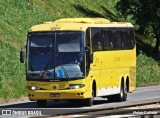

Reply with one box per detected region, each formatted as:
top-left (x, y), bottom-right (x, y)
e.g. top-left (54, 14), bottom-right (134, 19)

top-left (29, 18), bottom-right (134, 32)
top-left (54, 18), bottom-right (110, 24)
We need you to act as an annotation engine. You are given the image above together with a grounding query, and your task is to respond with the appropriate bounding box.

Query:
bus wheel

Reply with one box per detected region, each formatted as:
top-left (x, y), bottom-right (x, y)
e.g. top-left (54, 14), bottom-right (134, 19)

top-left (118, 82), bottom-right (127, 102)
top-left (85, 89), bottom-right (94, 106)
top-left (123, 84), bottom-right (127, 101)
top-left (37, 100), bottom-right (47, 107)
top-left (108, 83), bottom-right (127, 102)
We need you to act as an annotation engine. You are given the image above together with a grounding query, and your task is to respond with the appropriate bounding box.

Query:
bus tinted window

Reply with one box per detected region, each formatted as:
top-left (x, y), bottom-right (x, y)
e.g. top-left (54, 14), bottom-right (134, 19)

top-left (103, 31), bottom-right (111, 50)
top-left (121, 30), bottom-right (128, 49)
top-left (128, 29), bottom-right (135, 49)
top-left (91, 28), bottom-right (103, 52)
top-left (108, 30), bottom-right (114, 49)
top-left (86, 28), bottom-right (90, 48)
top-left (91, 28), bottom-right (135, 52)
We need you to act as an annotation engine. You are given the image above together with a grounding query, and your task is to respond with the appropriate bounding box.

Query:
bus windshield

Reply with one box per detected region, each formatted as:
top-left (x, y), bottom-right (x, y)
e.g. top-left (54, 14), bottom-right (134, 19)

top-left (27, 31), bottom-right (84, 80)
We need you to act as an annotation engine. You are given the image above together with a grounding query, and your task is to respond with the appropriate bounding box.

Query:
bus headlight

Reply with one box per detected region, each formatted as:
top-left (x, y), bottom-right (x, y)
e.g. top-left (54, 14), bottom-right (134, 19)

top-left (69, 84), bottom-right (85, 89)
top-left (27, 86), bottom-right (40, 90)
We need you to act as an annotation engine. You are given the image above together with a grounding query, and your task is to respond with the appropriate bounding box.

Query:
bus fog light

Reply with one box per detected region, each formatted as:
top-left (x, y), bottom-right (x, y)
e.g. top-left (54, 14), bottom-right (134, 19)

top-left (77, 93), bottom-right (80, 96)
top-left (81, 92), bottom-right (84, 95)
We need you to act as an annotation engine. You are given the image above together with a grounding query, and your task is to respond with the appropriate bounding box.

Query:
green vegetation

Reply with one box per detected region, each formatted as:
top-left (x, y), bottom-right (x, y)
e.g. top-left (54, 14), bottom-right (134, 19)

top-left (137, 52), bottom-right (160, 86)
top-left (116, 0), bottom-right (160, 54)
top-left (0, 0), bottom-right (159, 98)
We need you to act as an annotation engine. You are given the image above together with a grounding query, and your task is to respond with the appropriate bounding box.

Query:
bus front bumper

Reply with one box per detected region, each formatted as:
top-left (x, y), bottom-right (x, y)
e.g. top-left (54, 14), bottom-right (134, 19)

top-left (28, 88), bottom-right (90, 100)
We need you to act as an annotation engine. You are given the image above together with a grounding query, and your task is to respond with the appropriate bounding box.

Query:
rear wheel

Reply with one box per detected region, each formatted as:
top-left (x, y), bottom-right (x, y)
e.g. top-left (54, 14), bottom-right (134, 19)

top-left (37, 100), bottom-right (47, 107)
top-left (108, 82), bottom-right (127, 102)
top-left (123, 84), bottom-right (127, 101)
top-left (116, 82), bottom-right (127, 102)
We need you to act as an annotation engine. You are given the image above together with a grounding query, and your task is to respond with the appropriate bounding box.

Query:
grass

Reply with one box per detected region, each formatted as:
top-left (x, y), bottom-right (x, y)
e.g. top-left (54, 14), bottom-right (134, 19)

top-left (0, 40), bottom-right (26, 98)
top-left (137, 52), bottom-right (160, 87)
top-left (0, 0), bottom-right (159, 98)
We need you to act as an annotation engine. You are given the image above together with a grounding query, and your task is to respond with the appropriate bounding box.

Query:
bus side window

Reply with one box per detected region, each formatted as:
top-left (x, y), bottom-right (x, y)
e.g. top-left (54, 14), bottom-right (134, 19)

top-left (110, 42), bottom-right (113, 49)
top-left (129, 29), bottom-right (135, 48)
top-left (86, 28), bottom-right (90, 48)
top-left (103, 29), bottom-right (114, 50)
top-left (122, 30), bottom-right (128, 49)
top-left (121, 41), bottom-right (124, 49)
top-left (91, 28), bottom-right (103, 52)
top-left (108, 30), bottom-right (114, 49)
top-left (116, 30), bottom-right (122, 49)
top-left (97, 41), bottom-right (103, 50)
top-left (103, 30), bottom-right (111, 50)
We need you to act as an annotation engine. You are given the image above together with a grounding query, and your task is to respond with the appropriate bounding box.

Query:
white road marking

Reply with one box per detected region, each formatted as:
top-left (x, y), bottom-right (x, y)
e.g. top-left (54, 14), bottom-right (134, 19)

top-left (135, 88), bottom-right (160, 93)
top-left (97, 114), bottom-right (137, 118)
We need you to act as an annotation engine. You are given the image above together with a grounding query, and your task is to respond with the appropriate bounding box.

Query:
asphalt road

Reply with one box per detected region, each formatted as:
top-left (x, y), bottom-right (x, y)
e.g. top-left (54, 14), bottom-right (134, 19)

top-left (0, 85), bottom-right (160, 116)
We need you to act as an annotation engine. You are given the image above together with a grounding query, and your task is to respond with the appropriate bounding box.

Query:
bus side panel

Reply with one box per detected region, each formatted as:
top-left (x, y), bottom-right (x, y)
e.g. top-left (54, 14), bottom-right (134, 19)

top-left (90, 47), bottom-right (136, 96)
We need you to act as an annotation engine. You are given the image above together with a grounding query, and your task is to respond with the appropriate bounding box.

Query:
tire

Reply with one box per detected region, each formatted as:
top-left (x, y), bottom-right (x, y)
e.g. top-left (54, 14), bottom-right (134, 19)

top-left (85, 88), bottom-right (94, 106)
top-left (108, 82), bottom-right (127, 102)
top-left (117, 82), bottom-right (127, 102)
top-left (37, 100), bottom-right (47, 107)
top-left (123, 84), bottom-right (127, 101)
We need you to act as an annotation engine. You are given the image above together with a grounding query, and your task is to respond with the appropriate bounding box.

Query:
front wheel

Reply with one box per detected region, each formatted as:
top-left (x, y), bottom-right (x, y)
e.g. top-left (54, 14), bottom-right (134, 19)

top-left (37, 100), bottom-right (47, 107)
top-left (84, 89), bottom-right (94, 106)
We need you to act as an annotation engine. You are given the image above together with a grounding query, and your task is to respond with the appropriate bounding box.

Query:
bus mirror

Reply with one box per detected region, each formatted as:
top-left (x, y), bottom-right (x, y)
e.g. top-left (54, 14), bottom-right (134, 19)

top-left (20, 51), bottom-right (24, 63)
top-left (20, 45), bottom-right (26, 63)
top-left (90, 53), bottom-right (93, 63)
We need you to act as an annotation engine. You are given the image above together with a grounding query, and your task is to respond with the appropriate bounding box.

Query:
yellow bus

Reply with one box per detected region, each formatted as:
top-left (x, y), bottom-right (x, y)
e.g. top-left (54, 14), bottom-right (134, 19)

top-left (20, 18), bottom-right (136, 107)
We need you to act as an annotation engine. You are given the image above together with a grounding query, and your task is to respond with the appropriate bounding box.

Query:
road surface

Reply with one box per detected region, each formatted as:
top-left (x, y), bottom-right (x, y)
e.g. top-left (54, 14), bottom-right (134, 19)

top-left (0, 85), bottom-right (160, 116)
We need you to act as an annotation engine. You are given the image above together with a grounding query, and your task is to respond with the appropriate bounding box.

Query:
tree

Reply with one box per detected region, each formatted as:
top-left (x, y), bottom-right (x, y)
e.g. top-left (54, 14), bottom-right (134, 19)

top-left (115, 0), bottom-right (160, 54)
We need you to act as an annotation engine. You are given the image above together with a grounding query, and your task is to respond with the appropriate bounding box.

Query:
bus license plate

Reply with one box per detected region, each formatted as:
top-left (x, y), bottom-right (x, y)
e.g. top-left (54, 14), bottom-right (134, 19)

top-left (50, 93), bottom-right (60, 97)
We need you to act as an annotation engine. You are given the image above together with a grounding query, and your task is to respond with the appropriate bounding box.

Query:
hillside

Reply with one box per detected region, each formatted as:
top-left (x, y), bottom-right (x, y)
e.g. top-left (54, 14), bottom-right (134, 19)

top-left (0, 0), bottom-right (159, 98)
